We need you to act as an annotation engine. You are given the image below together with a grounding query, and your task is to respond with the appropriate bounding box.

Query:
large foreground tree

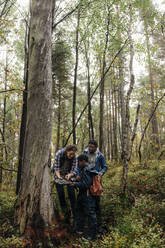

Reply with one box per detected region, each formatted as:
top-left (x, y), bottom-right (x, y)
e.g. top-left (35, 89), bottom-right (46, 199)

top-left (15, 0), bottom-right (54, 234)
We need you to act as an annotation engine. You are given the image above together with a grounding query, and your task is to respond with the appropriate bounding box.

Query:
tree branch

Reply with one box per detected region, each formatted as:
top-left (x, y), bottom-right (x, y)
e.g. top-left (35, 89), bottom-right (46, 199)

top-left (0, 89), bottom-right (26, 94)
top-left (138, 93), bottom-right (165, 162)
top-left (53, 0), bottom-right (93, 29)
top-left (0, 166), bottom-right (17, 173)
top-left (53, 1), bottom-right (80, 29)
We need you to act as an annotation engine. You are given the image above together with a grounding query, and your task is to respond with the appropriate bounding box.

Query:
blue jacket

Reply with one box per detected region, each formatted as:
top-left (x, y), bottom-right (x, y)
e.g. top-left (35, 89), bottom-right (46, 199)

top-left (84, 147), bottom-right (107, 175)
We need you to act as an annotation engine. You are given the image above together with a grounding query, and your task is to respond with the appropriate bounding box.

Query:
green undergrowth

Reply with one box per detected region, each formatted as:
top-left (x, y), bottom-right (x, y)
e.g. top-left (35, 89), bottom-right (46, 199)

top-left (61, 160), bottom-right (165, 248)
top-left (0, 160), bottom-right (165, 247)
top-left (0, 191), bottom-right (26, 248)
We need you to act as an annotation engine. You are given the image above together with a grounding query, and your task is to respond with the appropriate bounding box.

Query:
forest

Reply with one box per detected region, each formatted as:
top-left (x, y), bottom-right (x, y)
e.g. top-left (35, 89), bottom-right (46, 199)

top-left (0, 0), bottom-right (165, 247)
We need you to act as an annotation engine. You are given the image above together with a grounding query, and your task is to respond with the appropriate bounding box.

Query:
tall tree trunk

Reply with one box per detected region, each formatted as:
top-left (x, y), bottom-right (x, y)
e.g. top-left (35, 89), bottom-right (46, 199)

top-left (109, 89), bottom-right (113, 160)
top-left (84, 41), bottom-right (94, 140)
top-left (15, 0), bottom-right (54, 234)
top-left (0, 53), bottom-right (8, 188)
top-left (113, 83), bottom-right (118, 160)
top-left (112, 82), bottom-right (115, 158)
top-left (0, 148), bottom-right (2, 189)
top-left (105, 90), bottom-right (110, 160)
top-left (116, 4), bottom-right (126, 163)
top-left (16, 23), bottom-right (29, 195)
top-left (3, 71), bottom-right (7, 161)
top-left (99, 5), bottom-right (110, 152)
top-left (117, 90), bottom-right (122, 155)
top-left (72, 8), bottom-right (80, 144)
top-left (56, 82), bottom-right (61, 151)
top-left (118, 57), bottom-right (125, 161)
top-left (62, 103), bottom-right (67, 146)
top-left (121, 0), bottom-right (135, 193)
top-left (144, 20), bottom-right (160, 152)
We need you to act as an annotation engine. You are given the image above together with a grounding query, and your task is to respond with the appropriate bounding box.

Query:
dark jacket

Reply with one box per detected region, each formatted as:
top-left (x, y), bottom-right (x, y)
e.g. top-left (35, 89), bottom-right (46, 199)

top-left (75, 165), bottom-right (98, 191)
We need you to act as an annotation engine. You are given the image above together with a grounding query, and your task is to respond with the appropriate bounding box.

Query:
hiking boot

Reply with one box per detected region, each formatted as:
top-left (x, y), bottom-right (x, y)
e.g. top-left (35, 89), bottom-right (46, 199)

top-left (76, 230), bottom-right (83, 235)
top-left (97, 226), bottom-right (103, 233)
top-left (82, 236), bottom-right (95, 242)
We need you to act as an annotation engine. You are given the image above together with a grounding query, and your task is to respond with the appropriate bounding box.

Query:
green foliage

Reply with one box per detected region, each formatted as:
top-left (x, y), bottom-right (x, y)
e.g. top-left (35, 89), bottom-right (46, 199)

top-left (60, 160), bottom-right (165, 248)
top-left (0, 192), bottom-right (24, 248)
top-left (0, 236), bottom-right (25, 248)
top-left (13, 22), bottom-right (26, 63)
top-left (1, 161), bottom-right (165, 248)
top-left (52, 37), bottom-right (72, 88)
top-left (0, 0), bottom-right (17, 44)
top-left (0, 191), bottom-right (16, 225)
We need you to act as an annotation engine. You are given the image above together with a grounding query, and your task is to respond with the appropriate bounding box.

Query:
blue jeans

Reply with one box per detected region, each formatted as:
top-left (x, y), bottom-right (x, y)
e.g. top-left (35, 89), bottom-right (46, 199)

top-left (76, 191), bottom-right (97, 239)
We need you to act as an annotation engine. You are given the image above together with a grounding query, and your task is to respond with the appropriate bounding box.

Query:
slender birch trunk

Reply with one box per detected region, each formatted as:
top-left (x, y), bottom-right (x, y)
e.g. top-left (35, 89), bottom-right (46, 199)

top-left (99, 5), bottom-right (110, 152)
top-left (121, 0), bottom-right (135, 193)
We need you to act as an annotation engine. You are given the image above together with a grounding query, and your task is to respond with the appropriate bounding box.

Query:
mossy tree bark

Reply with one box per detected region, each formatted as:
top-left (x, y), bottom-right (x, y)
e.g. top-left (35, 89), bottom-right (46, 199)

top-left (15, 0), bottom-right (54, 234)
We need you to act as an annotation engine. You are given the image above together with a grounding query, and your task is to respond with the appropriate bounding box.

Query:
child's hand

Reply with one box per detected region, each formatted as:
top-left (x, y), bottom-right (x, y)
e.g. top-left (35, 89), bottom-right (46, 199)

top-left (65, 173), bottom-right (74, 180)
top-left (76, 176), bottom-right (80, 181)
top-left (98, 172), bottom-right (103, 177)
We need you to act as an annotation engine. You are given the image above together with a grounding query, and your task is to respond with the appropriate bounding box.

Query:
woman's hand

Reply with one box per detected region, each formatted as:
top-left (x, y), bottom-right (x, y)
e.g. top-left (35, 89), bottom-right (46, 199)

top-left (56, 171), bottom-right (63, 179)
top-left (65, 173), bottom-right (74, 180)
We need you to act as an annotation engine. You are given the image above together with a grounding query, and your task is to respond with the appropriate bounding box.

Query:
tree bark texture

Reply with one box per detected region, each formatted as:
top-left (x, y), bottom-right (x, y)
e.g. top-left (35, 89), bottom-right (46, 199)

top-left (15, 0), bottom-right (54, 233)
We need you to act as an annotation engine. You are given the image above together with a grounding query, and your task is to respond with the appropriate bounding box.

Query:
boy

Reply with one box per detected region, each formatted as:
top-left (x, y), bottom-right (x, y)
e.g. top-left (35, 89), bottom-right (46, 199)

top-left (72, 154), bottom-right (97, 241)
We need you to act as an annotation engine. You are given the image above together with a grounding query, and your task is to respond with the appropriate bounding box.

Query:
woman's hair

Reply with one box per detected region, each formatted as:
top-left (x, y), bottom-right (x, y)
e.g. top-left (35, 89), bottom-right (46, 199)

top-left (65, 144), bottom-right (77, 152)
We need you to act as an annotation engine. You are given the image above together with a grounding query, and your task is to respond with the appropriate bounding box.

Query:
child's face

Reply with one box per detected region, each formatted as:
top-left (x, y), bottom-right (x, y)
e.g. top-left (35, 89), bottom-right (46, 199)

top-left (78, 160), bottom-right (86, 168)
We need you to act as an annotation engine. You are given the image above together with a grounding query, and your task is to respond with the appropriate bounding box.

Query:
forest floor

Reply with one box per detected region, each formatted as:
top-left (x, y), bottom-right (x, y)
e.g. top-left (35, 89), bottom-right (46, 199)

top-left (0, 159), bottom-right (165, 248)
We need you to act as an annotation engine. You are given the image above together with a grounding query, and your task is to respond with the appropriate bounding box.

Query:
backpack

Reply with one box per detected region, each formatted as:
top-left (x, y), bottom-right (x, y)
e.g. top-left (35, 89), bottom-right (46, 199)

top-left (90, 175), bottom-right (103, 196)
